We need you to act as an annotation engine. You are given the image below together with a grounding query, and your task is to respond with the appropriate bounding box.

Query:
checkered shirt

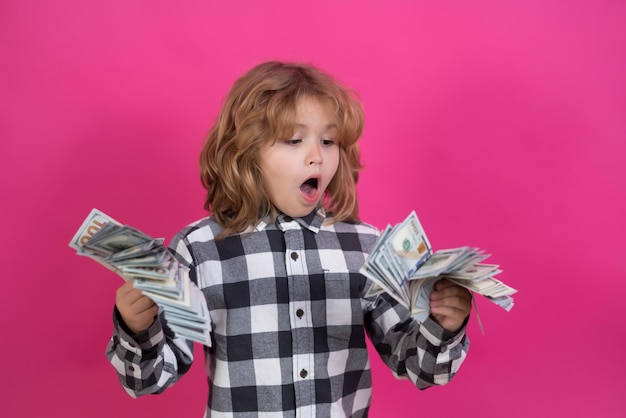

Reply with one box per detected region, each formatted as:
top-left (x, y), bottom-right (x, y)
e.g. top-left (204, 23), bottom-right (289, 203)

top-left (106, 210), bottom-right (469, 417)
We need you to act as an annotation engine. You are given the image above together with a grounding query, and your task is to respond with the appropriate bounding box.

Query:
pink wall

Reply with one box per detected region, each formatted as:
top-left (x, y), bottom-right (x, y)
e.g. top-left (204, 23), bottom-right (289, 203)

top-left (2, 1), bottom-right (625, 417)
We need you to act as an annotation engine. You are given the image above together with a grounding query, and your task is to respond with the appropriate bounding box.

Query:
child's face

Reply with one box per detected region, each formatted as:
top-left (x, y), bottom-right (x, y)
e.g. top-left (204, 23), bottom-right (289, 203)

top-left (258, 97), bottom-right (340, 218)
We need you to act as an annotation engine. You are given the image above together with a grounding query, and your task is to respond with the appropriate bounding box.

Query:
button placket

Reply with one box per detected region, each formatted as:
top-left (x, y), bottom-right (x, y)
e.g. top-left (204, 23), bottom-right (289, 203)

top-left (283, 227), bottom-right (314, 391)
top-left (290, 251), bottom-right (306, 326)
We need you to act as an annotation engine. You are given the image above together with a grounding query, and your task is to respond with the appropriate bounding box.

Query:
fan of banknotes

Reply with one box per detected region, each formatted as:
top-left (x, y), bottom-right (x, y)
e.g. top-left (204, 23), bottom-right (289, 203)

top-left (360, 211), bottom-right (516, 324)
top-left (69, 208), bottom-right (211, 346)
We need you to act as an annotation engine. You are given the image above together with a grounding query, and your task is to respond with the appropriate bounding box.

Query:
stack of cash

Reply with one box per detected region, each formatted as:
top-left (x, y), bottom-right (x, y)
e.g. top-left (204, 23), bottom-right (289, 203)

top-left (360, 211), bottom-right (516, 323)
top-left (69, 209), bottom-right (211, 346)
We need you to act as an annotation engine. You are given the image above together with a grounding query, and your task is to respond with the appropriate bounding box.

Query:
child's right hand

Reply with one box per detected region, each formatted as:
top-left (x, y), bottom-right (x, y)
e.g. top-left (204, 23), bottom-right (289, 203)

top-left (115, 280), bottom-right (158, 335)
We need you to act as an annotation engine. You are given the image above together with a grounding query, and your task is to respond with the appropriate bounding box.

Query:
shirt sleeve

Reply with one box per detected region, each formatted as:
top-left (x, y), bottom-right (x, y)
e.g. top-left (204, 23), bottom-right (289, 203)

top-left (363, 290), bottom-right (470, 389)
top-left (104, 229), bottom-right (198, 397)
top-left (105, 308), bottom-right (194, 397)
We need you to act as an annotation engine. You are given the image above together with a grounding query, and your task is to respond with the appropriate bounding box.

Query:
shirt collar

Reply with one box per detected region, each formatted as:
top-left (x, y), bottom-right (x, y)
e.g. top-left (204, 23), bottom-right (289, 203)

top-left (255, 209), bottom-right (325, 233)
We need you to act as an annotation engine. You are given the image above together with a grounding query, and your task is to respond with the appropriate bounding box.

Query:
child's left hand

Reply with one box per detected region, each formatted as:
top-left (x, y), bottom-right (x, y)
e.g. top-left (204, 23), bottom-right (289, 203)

top-left (429, 279), bottom-right (472, 333)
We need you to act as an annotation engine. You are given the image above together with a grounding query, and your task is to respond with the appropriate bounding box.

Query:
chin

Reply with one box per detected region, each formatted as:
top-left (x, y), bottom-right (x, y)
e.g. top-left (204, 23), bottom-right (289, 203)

top-left (284, 209), bottom-right (311, 218)
top-left (280, 205), bottom-right (318, 218)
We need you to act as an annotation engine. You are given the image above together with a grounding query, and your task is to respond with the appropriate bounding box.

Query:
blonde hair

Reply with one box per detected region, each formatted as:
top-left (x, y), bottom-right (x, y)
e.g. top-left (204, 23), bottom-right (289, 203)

top-left (200, 61), bottom-right (364, 238)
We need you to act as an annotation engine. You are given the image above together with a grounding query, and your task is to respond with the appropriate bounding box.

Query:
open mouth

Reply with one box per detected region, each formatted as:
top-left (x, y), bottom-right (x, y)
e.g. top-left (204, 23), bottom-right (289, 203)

top-left (300, 177), bottom-right (319, 198)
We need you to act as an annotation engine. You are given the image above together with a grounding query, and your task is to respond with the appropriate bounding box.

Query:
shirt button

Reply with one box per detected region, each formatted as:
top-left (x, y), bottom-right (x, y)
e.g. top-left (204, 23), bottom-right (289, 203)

top-left (300, 369), bottom-right (308, 378)
top-left (290, 252), bottom-right (298, 261)
top-left (128, 366), bottom-right (135, 372)
top-left (284, 216), bottom-right (293, 222)
top-left (296, 309), bottom-right (304, 318)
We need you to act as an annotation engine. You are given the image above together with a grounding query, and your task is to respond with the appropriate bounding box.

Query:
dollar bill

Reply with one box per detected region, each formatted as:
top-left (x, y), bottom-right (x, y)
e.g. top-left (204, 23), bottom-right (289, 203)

top-left (360, 211), bottom-right (516, 325)
top-left (68, 208), bottom-right (121, 251)
top-left (384, 211), bottom-right (432, 282)
top-left (69, 208), bottom-right (212, 346)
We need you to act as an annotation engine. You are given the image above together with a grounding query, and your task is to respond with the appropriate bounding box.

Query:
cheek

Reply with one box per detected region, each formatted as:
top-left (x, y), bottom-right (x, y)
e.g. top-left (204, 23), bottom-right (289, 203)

top-left (257, 164), bottom-right (275, 195)
top-left (329, 149), bottom-right (340, 173)
top-left (324, 155), bottom-right (340, 188)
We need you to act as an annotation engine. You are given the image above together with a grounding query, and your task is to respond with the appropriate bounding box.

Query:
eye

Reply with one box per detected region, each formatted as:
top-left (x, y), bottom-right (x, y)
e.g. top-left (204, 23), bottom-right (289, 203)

top-left (284, 138), bottom-right (302, 145)
top-left (321, 139), bottom-right (336, 146)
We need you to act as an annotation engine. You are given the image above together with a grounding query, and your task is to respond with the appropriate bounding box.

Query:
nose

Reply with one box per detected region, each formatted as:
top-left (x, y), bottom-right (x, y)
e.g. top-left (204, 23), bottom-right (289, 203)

top-left (307, 142), bottom-right (323, 165)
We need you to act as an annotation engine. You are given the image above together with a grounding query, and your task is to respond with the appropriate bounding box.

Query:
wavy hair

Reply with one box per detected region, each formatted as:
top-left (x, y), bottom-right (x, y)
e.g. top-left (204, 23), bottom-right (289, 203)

top-left (200, 61), bottom-right (364, 238)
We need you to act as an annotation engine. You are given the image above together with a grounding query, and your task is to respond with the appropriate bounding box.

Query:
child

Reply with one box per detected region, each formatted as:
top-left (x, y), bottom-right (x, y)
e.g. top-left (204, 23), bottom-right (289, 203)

top-left (107, 61), bottom-right (472, 417)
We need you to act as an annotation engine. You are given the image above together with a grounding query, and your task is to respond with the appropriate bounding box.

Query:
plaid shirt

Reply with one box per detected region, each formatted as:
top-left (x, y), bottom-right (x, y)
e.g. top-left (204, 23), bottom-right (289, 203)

top-left (106, 210), bottom-right (469, 417)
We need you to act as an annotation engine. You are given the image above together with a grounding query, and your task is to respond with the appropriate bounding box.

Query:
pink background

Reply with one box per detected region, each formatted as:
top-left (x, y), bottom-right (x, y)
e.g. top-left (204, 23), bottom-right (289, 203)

top-left (1, 1), bottom-right (625, 417)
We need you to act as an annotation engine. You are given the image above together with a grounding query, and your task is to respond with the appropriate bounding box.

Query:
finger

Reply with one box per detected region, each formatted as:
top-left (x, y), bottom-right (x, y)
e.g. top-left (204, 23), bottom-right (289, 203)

top-left (430, 292), bottom-right (471, 308)
top-left (430, 310), bottom-right (467, 333)
top-left (433, 279), bottom-right (471, 293)
top-left (135, 301), bottom-right (158, 318)
top-left (125, 306), bottom-right (159, 334)
top-left (431, 297), bottom-right (471, 320)
top-left (433, 279), bottom-right (456, 291)
top-left (430, 304), bottom-right (467, 320)
top-left (117, 280), bottom-right (135, 293)
top-left (116, 283), bottom-right (145, 304)
top-left (130, 295), bottom-right (157, 315)
top-left (430, 288), bottom-right (472, 315)
top-left (430, 284), bottom-right (471, 302)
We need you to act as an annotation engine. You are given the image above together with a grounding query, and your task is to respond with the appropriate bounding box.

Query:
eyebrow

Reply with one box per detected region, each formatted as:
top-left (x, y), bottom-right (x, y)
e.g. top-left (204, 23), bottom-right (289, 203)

top-left (295, 123), bottom-right (338, 131)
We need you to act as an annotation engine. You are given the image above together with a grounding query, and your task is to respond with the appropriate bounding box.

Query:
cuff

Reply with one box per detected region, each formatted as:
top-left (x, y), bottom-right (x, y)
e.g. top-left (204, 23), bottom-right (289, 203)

top-left (112, 306), bottom-right (163, 350)
top-left (419, 314), bottom-right (469, 350)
